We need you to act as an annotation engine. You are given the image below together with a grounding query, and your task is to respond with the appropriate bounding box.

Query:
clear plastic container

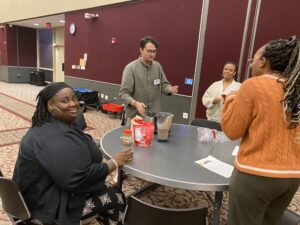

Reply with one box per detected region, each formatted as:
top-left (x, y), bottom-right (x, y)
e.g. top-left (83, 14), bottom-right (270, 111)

top-left (156, 112), bottom-right (174, 141)
top-left (214, 131), bottom-right (230, 142)
top-left (197, 127), bottom-right (216, 143)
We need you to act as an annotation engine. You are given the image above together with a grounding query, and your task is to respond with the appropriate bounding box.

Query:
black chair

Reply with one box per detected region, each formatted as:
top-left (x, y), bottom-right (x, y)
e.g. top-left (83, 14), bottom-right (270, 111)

top-left (190, 118), bottom-right (222, 131)
top-left (120, 107), bottom-right (126, 126)
top-left (74, 109), bottom-right (87, 130)
top-left (0, 172), bottom-right (85, 225)
top-left (74, 109), bottom-right (102, 150)
top-left (277, 209), bottom-right (300, 225)
top-left (123, 195), bottom-right (207, 225)
top-left (0, 176), bottom-right (31, 224)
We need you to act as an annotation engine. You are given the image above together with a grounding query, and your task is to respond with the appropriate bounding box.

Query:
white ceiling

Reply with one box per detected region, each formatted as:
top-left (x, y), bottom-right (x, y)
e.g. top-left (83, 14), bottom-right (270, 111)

top-left (9, 14), bottom-right (65, 29)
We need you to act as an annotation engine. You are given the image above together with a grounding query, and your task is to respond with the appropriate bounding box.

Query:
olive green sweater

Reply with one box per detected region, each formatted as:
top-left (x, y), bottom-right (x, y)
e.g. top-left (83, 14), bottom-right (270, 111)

top-left (222, 75), bottom-right (300, 178)
top-left (119, 58), bottom-right (171, 120)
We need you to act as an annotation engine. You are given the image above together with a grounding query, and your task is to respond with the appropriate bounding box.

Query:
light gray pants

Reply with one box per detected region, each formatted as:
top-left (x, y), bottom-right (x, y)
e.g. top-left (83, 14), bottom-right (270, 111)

top-left (228, 168), bottom-right (300, 225)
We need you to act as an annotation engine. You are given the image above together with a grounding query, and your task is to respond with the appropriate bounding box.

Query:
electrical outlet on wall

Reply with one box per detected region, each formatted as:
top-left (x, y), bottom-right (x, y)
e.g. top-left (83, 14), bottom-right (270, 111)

top-left (101, 93), bottom-right (104, 99)
top-left (105, 95), bottom-right (108, 100)
top-left (183, 112), bottom-right (188, 119)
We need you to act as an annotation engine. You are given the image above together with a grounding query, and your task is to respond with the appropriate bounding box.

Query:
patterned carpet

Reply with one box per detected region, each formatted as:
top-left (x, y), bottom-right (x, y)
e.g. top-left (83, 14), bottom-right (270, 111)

top-left (0, 81), bottom-right (299, 225)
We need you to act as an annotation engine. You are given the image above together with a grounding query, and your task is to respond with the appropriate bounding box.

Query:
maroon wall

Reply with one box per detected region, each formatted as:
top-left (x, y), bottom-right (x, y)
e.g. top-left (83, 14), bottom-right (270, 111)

top-left (18, 26), bottom-right (37, 67)
top-left (65, 0), bottom-right (202, 96)
top-left (195, 0), bottom-right (249, 118)
top-left (6, 26), bottom-right (18, 66)
top-left (195, 0), bottom-right (300, 119)
top-left (252, 0), bottom-right (300, 58)
top-left (0, 25), bottom-right (8, 65)
top-left (3, 26), bottom-right (36, 67)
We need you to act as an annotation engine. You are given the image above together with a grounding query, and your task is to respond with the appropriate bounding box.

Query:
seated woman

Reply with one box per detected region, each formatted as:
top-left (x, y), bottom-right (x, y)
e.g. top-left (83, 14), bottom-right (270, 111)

top-left (202, 62), bottom-right (241, 122)
top-left (13, 82), bottom-right (133, 225)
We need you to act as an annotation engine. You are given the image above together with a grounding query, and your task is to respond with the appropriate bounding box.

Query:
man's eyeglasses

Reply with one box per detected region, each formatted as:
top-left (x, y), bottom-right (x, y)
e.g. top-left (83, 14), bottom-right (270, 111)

top-left (145, 49), bottom-right (157, 54)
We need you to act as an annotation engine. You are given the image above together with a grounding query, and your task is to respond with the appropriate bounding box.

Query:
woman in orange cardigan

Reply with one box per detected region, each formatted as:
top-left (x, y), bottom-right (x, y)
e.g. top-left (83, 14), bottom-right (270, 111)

top-left (222, 36), bottom-right (300, 225)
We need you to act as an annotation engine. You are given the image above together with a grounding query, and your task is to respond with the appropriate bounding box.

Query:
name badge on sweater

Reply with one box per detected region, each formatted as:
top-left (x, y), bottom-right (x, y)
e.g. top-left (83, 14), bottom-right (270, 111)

top-left (154, 79), bottom-right (160, 85)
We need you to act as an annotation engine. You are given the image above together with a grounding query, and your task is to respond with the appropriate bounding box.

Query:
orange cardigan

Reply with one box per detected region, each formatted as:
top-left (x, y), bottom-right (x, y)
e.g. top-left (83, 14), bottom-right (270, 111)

top-left (222, 75), bottom-right (300, 178)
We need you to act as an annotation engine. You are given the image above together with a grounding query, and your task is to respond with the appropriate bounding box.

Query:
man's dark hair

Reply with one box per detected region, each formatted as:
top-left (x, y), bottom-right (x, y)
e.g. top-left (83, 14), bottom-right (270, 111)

top-left (140, 36), bottom-right (159, 49)
top-left (262, 36), bottom-right (300, 128)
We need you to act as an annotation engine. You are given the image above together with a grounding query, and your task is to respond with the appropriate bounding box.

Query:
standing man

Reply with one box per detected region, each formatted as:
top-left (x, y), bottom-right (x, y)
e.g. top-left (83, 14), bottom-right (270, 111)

top-left (119, 36), bottom-right (178, 123)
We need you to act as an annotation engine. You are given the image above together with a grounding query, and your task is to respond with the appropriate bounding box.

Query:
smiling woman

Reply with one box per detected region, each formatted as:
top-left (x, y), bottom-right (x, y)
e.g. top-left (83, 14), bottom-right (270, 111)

top-left (12, 82), bottom-right (133, 225)
top-left (47, 85), bottom-right (79, 125)
top-left (31, 82), bottom-right (77, 127)
top-left (202, 62), bottom-right (241, 122)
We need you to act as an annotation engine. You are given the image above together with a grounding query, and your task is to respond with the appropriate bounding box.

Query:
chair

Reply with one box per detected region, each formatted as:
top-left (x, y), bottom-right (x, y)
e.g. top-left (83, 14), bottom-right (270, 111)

top-left (74, 109), bottom-right (102, 149)
top-left (123, 195), bottom-right (207, 225)
top-left (74, 109), bottom-right (87, 130)
top-left (0, 174), bottom-right (85, 225)
top-left (0, 176), bottom-right (31, 224)
top-left (277, 209), bottom-right (300, 225)
top-left (191, 118), bottom-right (222, 131)
top-left (120, 107), bottom-right (126, 126)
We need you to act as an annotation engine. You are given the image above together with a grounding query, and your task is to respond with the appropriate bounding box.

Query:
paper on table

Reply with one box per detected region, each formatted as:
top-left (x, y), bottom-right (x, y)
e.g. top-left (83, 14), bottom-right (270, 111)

top-left (232, 145), bottom-right (239, 156)
top-left (195, 155), bottom-right (234, 178)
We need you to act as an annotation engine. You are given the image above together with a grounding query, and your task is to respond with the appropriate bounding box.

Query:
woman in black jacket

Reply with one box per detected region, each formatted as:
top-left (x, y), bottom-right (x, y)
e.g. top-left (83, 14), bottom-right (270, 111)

top-left (13, 82), bottom-right (133, 225)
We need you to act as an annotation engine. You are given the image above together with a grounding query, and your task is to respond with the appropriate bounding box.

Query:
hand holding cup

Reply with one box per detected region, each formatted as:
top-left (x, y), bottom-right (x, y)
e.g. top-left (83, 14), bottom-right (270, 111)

top-left (112, 149), bottom-right (133, 167)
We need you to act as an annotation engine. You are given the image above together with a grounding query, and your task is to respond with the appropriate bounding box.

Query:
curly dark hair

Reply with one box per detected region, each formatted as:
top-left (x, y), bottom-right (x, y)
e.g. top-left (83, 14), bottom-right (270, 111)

top-left (262, 36), bottom-right (300, 128)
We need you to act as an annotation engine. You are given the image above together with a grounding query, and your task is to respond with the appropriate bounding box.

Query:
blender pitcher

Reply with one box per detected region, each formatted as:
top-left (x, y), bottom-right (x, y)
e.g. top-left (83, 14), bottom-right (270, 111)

top-left (156, 112), bottom-right (174, 141)
top-left (142, 112), bottom-right (157, 132)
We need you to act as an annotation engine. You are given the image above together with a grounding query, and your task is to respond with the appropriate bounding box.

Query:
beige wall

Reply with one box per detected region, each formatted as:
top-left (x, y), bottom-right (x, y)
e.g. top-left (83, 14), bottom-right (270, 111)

top-left (53, 27), bottom-right (65, 82)
top-left (0, 0), bottom-right (133, 23)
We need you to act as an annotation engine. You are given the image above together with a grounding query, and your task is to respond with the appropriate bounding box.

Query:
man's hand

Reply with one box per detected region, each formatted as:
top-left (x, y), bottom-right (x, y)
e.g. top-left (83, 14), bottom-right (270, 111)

top-left (169, 85), bottom-right (179, 94)
top-left (131, 100), bottom-right (146, 115)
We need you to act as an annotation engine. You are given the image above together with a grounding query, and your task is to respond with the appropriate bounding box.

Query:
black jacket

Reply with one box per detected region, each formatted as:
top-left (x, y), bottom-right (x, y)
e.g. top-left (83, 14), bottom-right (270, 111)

top-left (13, 118), bottom-right (109, 225)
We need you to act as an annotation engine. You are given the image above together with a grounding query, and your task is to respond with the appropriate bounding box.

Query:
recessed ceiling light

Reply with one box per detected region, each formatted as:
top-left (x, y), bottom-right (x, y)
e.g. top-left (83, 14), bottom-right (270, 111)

top-left (33, 23), bottom-right (39, 26)
top-left (59, 20), bottom-right (65, 23)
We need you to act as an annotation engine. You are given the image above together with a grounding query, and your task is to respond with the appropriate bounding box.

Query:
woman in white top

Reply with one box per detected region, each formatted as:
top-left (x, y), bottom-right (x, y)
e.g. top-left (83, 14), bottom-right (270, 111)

top-left (202, 62), bottom-right (241, 122)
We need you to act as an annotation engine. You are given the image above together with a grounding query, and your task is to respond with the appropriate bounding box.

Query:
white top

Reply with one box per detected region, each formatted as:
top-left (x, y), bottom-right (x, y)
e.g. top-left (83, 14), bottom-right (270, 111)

top-left (202, 79), bottom-right (241, 122)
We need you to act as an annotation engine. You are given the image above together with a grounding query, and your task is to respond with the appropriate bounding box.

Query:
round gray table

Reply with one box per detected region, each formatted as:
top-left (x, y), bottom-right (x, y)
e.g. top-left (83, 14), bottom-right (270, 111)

top-left (101, 124), bottom-right (240, 225)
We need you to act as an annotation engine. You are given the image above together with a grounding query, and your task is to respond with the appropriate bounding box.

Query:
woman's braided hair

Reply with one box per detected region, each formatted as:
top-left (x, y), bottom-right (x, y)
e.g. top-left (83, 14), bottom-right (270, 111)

top-left (262, 36), bottom-right (300, 128)
top-left (31, 82), bottom-right (70, 127)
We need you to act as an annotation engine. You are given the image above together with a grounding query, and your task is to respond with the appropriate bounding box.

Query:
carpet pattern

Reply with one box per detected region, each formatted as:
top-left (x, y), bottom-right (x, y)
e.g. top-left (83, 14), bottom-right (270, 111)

top-left (0, 108), bottom-right (30, 130)
top-left (0, 93), bottom-right (35, 122)
top-left (0, 81), bottom-right (299, 225)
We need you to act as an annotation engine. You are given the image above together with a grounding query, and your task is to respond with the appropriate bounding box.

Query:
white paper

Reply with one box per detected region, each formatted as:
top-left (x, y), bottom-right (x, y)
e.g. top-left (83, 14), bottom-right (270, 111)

top-left (195, 155), bottom-right (234, 178)
top-left (232, 145), bottom-right (239, 156)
